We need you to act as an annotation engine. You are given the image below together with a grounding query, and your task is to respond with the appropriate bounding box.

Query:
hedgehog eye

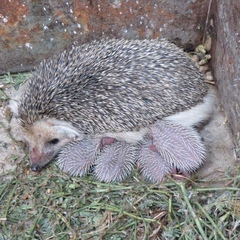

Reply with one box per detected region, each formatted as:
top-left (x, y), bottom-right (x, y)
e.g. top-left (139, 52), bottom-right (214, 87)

top-left (48, 138), bottom-right (59, 145)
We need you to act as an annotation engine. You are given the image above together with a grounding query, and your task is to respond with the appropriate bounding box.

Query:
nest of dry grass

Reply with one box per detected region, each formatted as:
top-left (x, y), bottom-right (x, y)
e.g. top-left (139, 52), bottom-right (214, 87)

top-left (1, 159), bottom-right (240, 239)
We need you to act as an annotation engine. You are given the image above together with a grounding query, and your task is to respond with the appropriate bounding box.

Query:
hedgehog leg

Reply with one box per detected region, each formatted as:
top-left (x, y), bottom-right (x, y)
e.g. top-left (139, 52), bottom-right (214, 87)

top-left (57, 137), bottom-right (101, 177)
top-left (138, 139), bottom-right (172, 183)
top-left (94, 141), bottom-right (137, 182)
top-left (149, 120), bottom-right (206, 176)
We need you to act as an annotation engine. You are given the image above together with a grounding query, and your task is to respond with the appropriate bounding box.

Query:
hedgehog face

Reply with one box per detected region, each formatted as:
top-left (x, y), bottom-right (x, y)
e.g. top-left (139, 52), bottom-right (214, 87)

top-left (21, 118), bottom-right (82, 171)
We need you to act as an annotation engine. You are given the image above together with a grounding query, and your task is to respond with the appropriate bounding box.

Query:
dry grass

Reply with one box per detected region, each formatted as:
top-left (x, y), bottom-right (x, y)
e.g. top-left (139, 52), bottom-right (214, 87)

top-left (0, 73), bottom-right (240, 239)
top-left (1, 164), bottom-right (240, 240)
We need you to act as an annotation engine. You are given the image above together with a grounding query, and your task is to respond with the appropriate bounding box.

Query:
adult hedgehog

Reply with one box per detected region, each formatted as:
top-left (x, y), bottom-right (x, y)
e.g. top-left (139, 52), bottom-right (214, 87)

top-left (12, 39), bottom-right (214, 173)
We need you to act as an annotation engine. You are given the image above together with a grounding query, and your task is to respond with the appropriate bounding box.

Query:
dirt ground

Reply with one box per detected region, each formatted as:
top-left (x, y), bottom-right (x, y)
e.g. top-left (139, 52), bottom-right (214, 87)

top-left (0, 84), bottom-right (238, 184)
top-left (198, 89), bottom-right (239, 183)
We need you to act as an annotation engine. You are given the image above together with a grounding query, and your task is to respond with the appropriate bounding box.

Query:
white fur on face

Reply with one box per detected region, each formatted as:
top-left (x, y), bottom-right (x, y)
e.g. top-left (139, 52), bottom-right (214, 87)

top-left (22, 118), bottom-right (83, 168)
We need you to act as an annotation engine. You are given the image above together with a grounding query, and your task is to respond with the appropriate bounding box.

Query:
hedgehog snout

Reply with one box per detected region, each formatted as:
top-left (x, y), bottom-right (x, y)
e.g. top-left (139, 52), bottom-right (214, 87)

top-left (29, 147), bottom-right (46, 171)
top-left (31, 164), bottom-right (42, 172)
top-left (29, 148), bottom-right (44, 170)
top-left (29, 143), bottom-right (60, 171)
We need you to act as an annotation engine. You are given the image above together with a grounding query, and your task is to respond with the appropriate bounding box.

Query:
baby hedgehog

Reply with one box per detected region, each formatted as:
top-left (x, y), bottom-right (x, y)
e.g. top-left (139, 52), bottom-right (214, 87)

top-left (58, 119), bottom-right (206, 183)
top-left (12, 38), bottom-right (214, 175)
top-left (58, 137), bottom-right (138, 182)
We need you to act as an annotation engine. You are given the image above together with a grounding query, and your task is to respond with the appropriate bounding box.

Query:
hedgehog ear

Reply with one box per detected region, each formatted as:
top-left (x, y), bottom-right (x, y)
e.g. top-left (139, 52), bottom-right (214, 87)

top-left (45, 118), bottom-right (82, 140)
top-left (53, 125), bottom-right (81, 140)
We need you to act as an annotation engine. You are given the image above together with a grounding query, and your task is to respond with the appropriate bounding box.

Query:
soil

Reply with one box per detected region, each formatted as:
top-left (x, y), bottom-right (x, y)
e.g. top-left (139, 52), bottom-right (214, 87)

top-left (198, 88), bottom-right (238, 184)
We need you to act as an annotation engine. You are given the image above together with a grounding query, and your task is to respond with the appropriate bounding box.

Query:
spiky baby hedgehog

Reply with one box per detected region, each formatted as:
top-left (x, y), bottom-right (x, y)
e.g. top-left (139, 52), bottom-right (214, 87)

top-left (58, 137), bottom-right (138, 182)
top-left (14, 38), bottom-right (213, 172)
top-left (58, 119), bottom-right (206, 183)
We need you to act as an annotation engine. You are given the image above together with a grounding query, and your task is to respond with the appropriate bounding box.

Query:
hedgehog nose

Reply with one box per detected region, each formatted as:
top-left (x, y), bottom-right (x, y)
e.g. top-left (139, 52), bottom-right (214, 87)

top-left (31, 164), bottom-right (41, 172)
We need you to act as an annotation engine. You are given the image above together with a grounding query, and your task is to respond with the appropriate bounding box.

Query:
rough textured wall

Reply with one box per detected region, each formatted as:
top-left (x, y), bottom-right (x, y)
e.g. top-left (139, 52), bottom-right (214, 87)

top-left (0, 0), bottom-right (209, 73)
top-left (211, 0), bottom-right (240, 142)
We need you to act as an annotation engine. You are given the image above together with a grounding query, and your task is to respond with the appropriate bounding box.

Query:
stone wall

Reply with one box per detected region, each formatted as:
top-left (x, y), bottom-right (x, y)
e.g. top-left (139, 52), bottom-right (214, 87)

top-left (0, 0), bottom-right (209, 73)
top-left (211, 0), bottom-right (240, 142)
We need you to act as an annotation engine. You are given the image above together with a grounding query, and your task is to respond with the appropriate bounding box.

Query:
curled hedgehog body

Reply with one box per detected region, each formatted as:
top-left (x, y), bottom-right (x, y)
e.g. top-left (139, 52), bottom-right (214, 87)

top-left (13, 38), bottom-right (214, 178)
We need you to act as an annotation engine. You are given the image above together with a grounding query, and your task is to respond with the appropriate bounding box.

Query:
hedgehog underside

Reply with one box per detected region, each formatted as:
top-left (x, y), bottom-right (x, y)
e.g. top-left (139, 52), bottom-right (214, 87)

top-left (57, 120), bottom-right (206, 183)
